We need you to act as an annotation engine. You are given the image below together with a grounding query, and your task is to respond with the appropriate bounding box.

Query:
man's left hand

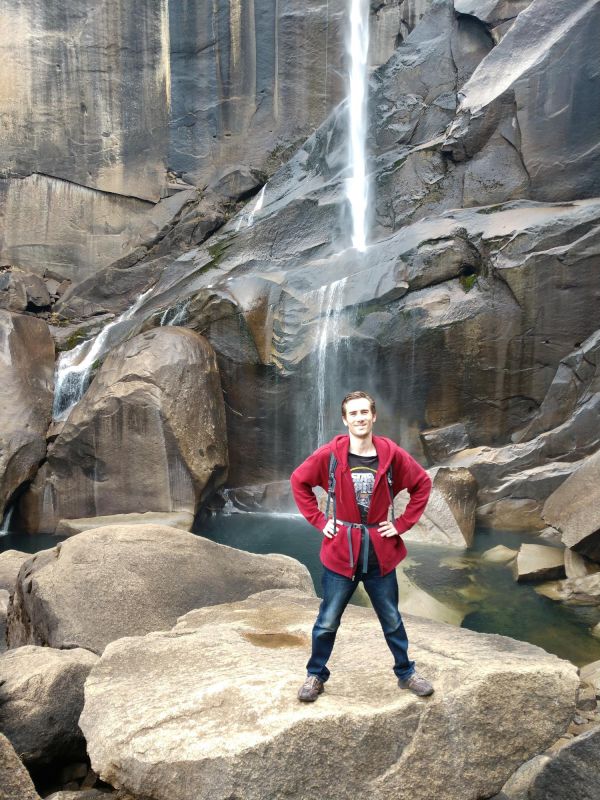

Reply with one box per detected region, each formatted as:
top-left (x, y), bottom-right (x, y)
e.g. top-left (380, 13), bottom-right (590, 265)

top-left (378, 521), bottom-right (398, 538)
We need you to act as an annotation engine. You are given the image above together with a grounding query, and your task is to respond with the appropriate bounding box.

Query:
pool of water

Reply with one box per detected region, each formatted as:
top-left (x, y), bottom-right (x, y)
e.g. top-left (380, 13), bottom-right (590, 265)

top-left (197, 512), bottom-right (600, 667)
top-left (3, 515), bottom-right (600, 667)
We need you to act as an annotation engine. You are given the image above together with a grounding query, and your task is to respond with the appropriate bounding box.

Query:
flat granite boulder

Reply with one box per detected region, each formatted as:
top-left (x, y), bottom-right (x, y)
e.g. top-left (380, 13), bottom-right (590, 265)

top-left (513, 544), bottom-right (566, 583)
top-left (80, 589), bottom-right (578, 800)
top-left (55, 511), bottom-right (194, 536)
top-left (7, 524), bottom-right (314, 654)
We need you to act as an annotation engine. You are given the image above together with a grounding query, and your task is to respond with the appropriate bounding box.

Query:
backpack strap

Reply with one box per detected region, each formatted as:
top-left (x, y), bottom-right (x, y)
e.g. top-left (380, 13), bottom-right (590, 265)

top-left (387, 463), bottom-right (395, 522)
top-left (325, 452), bottom-right (337, 529)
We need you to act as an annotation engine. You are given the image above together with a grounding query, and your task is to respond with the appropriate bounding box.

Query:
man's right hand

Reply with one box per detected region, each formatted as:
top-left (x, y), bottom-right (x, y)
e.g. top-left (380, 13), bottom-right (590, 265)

top-left (322, 519), bottom-right (343, 539)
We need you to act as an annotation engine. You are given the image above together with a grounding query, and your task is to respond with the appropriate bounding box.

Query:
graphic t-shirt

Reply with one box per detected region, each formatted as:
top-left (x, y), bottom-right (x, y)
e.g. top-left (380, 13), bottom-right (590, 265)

top-left (348, 452), bottom-right (379, 571)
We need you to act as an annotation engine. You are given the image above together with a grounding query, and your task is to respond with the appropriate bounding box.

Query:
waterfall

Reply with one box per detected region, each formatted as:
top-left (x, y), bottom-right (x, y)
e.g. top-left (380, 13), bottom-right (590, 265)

top-left (346, 0), bottom-right (370, 252)
top-left (53, 287), bottom-right (155, 420)
top-left (315, 277), bottom-right (348, 446)
top-left (0, 504), bottom-right (14, 535)
top-left (160, 298), bottom-right (189, 327)
top-left (234, 185), bottom-right (266, 232)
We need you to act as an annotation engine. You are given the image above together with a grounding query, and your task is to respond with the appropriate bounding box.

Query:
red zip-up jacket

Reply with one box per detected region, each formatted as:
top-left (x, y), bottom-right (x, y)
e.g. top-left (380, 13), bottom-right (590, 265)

top-left (290, 434), bottom-right (432, 578)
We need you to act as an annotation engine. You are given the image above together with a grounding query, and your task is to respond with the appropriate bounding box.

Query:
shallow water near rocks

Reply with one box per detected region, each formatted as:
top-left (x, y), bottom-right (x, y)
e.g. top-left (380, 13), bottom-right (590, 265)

top-left (199, 513), bottom-right (600, 668)
top-left (3, 518), bottom-right (600, 667)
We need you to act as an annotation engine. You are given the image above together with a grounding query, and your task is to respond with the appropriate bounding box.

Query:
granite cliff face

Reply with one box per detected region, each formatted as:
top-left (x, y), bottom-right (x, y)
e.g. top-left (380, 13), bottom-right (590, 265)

top-left (2, 0), bottom-right (600, 533)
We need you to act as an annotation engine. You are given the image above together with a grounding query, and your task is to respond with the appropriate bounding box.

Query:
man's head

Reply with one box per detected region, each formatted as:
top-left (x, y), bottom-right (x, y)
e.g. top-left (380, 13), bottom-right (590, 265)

top-left (341, 391), bottom-right (377, 439)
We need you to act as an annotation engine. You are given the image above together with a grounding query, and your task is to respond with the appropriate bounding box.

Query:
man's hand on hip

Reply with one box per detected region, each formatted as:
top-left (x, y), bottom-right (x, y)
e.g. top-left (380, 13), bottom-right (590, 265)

top-left (378, 520), bottom-right (398, 537)
top-left (322, 519), bottom-right (343, 539)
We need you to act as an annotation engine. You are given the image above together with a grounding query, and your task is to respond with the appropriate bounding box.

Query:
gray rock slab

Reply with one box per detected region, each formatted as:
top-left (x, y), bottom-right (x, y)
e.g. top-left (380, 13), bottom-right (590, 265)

top-left (543, 450), bottom-right (600, 563)
top-left (513, 544), bottom-right (565, 583)
top-left (0, 311), bottom-right (54, 519)
top-left (7, 524), bottom-right (315, 654)
top-left (0, 732), bottom-right (41, 800)
top-left (453, 0), bottom-right (600, 201)
top-left (528, 725), bottom-right (600, 800)
top-left (420, 423), bottom-right (471, 463)
top-left (79, 589), bottom-right (579, 800)
top-left (454, 0), bottom-right (532, 24)
top-left (55, 511), bottom-right (195, 537)
top-left (0, 645), bottom-right (98, 769)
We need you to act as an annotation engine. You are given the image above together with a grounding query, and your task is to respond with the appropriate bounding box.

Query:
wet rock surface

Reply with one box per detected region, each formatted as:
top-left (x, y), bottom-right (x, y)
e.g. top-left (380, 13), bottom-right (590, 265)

top-left (79, 588), bottom-right (578, 800)
top-left (0, 311), bottom-right (54, 519)
top-left (18, 328), bottom-right (227, 533)
top-left (0, 646), bottom-right (98, 769)
top-left (7, 525), bottom-right (315, 654)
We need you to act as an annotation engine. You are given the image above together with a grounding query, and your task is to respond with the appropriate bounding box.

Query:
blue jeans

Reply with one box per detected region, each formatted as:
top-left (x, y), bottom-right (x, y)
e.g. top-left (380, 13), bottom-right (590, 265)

top-left (307, 564), bottom-right (415, 682)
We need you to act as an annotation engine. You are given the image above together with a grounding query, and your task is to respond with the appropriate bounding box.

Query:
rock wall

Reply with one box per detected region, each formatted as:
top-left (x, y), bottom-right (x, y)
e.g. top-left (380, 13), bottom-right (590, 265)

top-left (2, 0), bottom-right (600, 517)
top-left (0, 0), bottom-right (403, 284)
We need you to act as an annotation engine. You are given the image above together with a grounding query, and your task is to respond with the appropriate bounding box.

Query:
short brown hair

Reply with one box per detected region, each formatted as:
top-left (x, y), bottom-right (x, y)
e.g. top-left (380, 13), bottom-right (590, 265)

top-left (341, 391), bottom-right (376, 419)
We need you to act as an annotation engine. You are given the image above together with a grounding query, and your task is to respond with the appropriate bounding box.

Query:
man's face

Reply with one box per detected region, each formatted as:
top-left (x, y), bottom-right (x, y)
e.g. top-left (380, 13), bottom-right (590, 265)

top-left (343, 398), bottom-right (376, 438)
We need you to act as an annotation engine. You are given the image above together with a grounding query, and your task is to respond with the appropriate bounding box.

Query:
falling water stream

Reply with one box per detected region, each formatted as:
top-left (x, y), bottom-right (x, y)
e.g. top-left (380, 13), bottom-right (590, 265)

top-left (53, 287), bottom-right (155, 419)
top-left (346, 0), bottom-right (370, 251)
top-left (315, 277), bottom-right (348, 446)
top-left (0, 504), bottom-right (14, 536)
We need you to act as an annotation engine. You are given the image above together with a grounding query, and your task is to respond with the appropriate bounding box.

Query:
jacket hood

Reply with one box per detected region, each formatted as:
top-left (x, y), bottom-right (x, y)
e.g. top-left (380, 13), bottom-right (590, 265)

top-left (328, 434), bottom-right (394, 472)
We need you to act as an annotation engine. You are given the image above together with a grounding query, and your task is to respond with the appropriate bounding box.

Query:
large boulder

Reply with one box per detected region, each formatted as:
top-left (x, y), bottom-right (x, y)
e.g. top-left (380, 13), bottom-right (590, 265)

top-left (398, 466), bottom-right (477, 547)
top-left (0, 732), bottom-right (41, 800)
top-left (7, 524), bottom-right (314, 654)
top-left (528, 726), bottom-right (600, 800)
top-left (0, 646), bottom-right (98, 770)
top-left (512, 544), bottom-right (566, 583)
top-left (0, 311), bottom-right (54, 519)
top-left (543, 449), bottom-right (600, 563)
top-left (18, 328), bottom-right (228, 533)
top-left (79, 588), bottom-right (579, 800)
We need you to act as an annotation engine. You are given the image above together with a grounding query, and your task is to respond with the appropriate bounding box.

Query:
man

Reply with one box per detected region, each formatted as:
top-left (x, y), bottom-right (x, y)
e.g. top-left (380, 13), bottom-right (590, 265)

top-left (290, 390), bottom-right (433, 701)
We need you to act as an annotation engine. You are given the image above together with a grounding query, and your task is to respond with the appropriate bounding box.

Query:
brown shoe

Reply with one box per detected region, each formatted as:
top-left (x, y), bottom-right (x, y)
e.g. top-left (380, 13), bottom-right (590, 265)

top-left (398, 672), bottom-right (434, 697)
top-left (298, 675), bottom-right (325, 702)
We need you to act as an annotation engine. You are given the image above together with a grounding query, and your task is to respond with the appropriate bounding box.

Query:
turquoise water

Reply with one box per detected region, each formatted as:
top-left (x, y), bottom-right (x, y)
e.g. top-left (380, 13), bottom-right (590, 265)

top-left (3, 515), bottom-right (600, 666)
top-left (198, 513), bottom-right (600, 667)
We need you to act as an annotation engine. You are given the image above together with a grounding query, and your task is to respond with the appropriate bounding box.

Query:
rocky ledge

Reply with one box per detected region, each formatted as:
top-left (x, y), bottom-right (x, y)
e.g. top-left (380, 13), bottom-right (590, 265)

top-left (79, 589), bottom-right (578, 800)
